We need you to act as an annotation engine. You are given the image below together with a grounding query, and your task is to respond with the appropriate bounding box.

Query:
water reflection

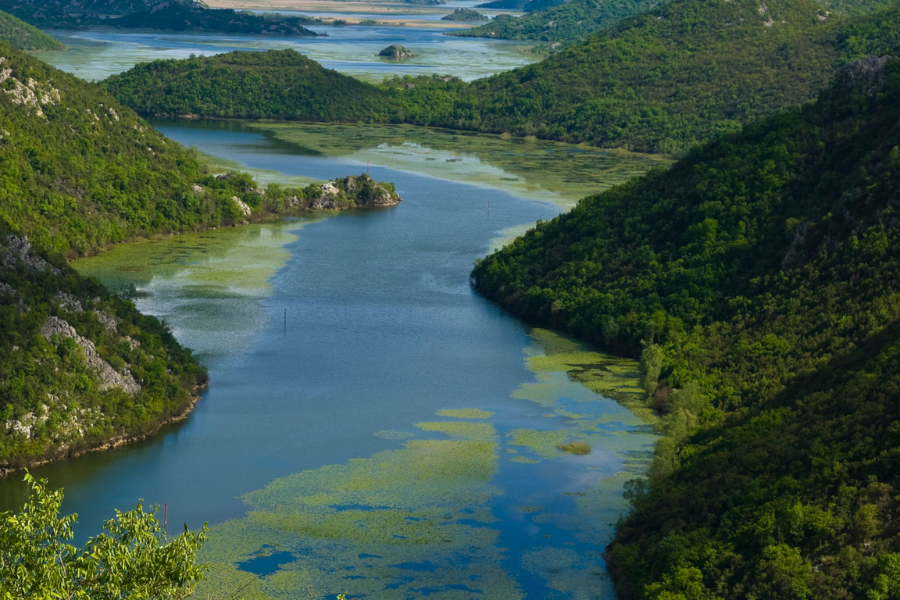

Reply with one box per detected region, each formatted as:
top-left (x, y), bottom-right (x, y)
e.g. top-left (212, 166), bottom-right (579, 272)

top-left (34, 24), bottom-right (538, 83)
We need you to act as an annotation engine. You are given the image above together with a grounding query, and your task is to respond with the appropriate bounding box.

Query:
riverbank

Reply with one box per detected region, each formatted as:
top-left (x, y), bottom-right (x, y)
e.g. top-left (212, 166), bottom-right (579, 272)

top-left (0, 382), bottom-right (207, 478)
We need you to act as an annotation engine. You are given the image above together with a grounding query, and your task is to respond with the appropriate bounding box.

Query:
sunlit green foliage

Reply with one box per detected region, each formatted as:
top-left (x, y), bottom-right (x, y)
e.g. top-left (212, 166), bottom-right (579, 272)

top-left (0, 473), bottom-right (207, 598)
top-left (0, 221), bottom-right (208, 467)
top-left (449, 0), bottom-right (665, 42)
top-left (103, 50), bottom-right (395, 123)
top-left (105, 0), bottom-right (900, 154)
top-left (0, 9), bottom-right (62, 50)
top-left (472, 59), bottom-right (900, 598)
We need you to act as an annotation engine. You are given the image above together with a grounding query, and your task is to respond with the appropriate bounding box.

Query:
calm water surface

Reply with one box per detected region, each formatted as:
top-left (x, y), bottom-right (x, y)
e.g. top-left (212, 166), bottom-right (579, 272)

top-left (0, 123), bottom-right (657, 598)
top-left (37, 22), bottom-right (537, 82)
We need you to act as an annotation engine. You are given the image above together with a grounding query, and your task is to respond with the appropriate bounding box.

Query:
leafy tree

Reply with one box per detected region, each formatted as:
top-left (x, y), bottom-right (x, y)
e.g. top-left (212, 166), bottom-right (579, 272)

top-left (0, 473), bottom-right (207, 598)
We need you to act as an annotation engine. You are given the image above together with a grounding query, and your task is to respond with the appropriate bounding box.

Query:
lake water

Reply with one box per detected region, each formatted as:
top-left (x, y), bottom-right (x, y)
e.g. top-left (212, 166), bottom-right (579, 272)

top-left (0, 121), bottom-right (659, 599)
top-left (37, 23), bottom-right (537, 83)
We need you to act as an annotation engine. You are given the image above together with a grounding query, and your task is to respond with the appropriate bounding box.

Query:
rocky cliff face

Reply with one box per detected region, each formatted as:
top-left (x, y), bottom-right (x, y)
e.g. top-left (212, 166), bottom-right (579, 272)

top-left (0, 231), bottom-right (206, 471)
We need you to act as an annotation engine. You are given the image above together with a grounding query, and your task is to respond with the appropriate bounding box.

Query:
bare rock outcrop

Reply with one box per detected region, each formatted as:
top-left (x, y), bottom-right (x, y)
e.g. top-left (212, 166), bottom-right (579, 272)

top-left (2, 235), bottom-right (60, 274)
top-left (841, 56), bottom-right (894, 95)
top-left (41, 316), bottom-right (141, 395)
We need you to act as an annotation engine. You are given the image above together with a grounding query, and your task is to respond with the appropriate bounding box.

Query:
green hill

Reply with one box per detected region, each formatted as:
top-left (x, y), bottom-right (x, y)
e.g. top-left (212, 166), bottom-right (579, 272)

top-left (0, 0), bottom-right (322, 35)
top-left (436, 0), bottom-right (900, 153)
top-left (0, 9), bottom-right (63, 50)
top-left (111, 4), bottom-right (321, 36)
top-left (441, 7), bottom-right (489, 20)
top-left (449, 0), bottom-right (665, 42)
top-left (471, 56), bottom-right (900, 599)
top-left (104, 0), bottom-right (900, 154)
top-left (103, 49), bottom-right (393, 121)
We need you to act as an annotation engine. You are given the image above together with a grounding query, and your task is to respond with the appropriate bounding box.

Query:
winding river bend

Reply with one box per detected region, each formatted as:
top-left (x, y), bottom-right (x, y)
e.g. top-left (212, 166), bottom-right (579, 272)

top-left (0, 122), bottom-right (661, 598)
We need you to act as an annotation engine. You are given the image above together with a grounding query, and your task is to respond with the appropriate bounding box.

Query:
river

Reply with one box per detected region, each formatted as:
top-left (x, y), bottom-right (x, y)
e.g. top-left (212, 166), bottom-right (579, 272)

top-left (0, 120), bottom-right (660, 599)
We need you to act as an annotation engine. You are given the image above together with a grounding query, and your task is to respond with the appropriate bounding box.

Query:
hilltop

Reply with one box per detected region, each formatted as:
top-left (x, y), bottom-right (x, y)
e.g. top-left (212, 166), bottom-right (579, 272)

top-left (0, 0), bottom-right (322, 35)
top-left (0, 9), bottom-right (63, 50)
top-left (103, 49), bottom-right (393, 121)
top-left (471, 56), bottom-right (900, 598)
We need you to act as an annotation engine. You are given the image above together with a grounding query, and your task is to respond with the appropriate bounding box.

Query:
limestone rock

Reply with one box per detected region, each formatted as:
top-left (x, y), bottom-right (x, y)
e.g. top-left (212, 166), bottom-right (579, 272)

top-left (2, 235), bottom-right (60, 274)
top-left (41, 316), bottom-right (141, 395)
top-left (232, 196), bottom-right (252, 217)
top-left (378, 44), bottom-right (414, 59)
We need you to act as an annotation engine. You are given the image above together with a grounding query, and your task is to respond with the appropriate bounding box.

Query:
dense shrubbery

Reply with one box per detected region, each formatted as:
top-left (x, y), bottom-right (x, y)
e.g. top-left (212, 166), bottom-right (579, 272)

top-left (449, 0), bottom-right (664, 42)
top-left (471, 58), bottom-right (900, 599)
top-left (104, 0), bottom-right (900, 154)
top-left (0, 10), bottom-right (62, 50)
top-left (103, 50), bottom-right (395, 123)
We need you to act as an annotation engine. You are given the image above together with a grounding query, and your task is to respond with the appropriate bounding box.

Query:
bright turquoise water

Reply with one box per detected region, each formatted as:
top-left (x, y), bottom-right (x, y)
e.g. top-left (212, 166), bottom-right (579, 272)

top-left (0, 123), bottom-right (656, 599)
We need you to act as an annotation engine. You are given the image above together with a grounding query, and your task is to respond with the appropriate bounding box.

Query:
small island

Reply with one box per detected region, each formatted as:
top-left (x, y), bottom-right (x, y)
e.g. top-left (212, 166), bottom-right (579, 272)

top-left (441, 7), bottom-right (489, 21)
top-left (378, 44), bottom-right (415, 60)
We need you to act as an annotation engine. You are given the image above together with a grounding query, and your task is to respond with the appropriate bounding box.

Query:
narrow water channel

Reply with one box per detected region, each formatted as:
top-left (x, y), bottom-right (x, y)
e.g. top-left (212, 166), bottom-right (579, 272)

top-left (0, 123), bottom-right (657, 599)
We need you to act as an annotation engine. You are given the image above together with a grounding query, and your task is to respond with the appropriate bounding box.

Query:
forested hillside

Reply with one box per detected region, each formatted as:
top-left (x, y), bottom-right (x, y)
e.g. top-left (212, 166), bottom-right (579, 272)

top-left (0, 10), bottom-right (62, 50)
top-left (471, 57), bottom-right (900, 599)
top-left (103, 49), bottom-right (394, 121)
top-left (0, 0), bottom-right (322, 35)
top-left (105, 0), bottom-right (900, 153)
top-left (449, 0), bottom-right (665, 42)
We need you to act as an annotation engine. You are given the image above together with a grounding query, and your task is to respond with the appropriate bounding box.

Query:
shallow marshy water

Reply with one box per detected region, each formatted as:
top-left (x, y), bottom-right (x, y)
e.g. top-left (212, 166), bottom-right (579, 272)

top-left (0, 121), bottom-right (659, 599)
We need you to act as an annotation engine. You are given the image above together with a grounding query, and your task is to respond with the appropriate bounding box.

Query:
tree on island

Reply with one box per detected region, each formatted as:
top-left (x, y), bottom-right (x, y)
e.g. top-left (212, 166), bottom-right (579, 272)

top-left (0, 473), bottom-right (207, 598)
top-left (378, 43), bottom-right (415, 59)
top-left (441, 7), bottom-right (489, 20)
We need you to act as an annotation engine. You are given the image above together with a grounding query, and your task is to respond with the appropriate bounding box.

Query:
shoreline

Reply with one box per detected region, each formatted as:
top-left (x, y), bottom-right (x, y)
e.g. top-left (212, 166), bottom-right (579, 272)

top-left (0, 382), bottom-right (207, 478)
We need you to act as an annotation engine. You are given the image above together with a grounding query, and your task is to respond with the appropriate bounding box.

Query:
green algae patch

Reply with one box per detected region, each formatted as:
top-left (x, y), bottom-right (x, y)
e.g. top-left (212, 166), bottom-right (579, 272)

top-left (508, 428), bottom-right (572, 460)
top-left (557, 441), bottom-right (592, 455)
top-left (517, 328), bottom-right (658, 424)
top-left (195, 417), bottom-right (526, 599)
top-left (72, 219), bottom-right (325, 358)
top-left (248, 122), bottom-right (673, 207)
top-left (436, 408), bottom-right (495, 419)
top-left (196, 149), bottom-right (318, 188)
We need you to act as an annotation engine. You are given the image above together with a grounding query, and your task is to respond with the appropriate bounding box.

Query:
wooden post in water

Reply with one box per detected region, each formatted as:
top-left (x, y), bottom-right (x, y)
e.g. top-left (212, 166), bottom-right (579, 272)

top-left (284, 308), bottom-right (287, 332)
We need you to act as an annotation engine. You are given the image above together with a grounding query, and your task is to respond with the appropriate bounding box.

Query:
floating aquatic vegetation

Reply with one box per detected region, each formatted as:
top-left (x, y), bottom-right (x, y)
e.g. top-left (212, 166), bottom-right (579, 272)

top-left (436, 408), bottom-right (495, 419)
top-left (247, 122), bottom-right (672, 207)
top-left (194, 328), bottom-right (657, 599)
top-left (557, 441), bottom-right (592, 455)
top-left (195, 419), bottom-right (527, 599)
